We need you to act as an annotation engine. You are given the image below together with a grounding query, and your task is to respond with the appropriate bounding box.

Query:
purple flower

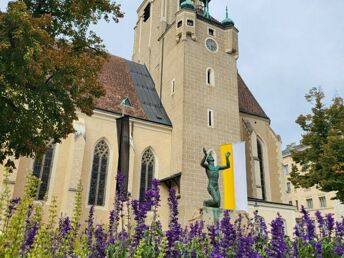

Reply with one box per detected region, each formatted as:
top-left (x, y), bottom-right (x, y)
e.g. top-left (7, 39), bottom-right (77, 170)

top-left (301, 206), bottom-right (315, 241)
top-left (334, 218), bottom-right (344, 256)
top-left (314, 241), bottom-right (323, 258)
top-left (92, 225), bottom-right (107, 258)
top-left (235, 214), bottom-right (244, 239)
top-left (112, 172), bottom-right (127, 241)
top-left (315, 211), bottom-right (325, 237)
top-left (219, 210), bottom-right (235, 254)
top-left (236, 234), bottom-right (260, 258)
top-left (108, 209), bottom-right (115, 244)
top-left (266, 214), bottom-right (288, 258)
top-left (58, 217), bottom-right (72, 238)
top-left (131, 179), bottom-right (161, 249)
top-left (22, 222), bottom-right (39, 253)
top-left (188, 220), bottom-right (205, 241)
top-left (253, 211), bottom-right (268, 244)
top-left (335, 220), bottom-right (344, 238)
top-left (118, 229), bottom-right (129, 241)
top-left (293, 222), bottom-right (302, 238)
top-left (292, 238), bottom-right (299, 257)
top-left (325, 213), bottom-right (334, 237)
top-left (208, 222), bottom-right (221, 256)
top-left (334, 245), bottom-right (344, 256)
top-left (21, 205), bottom-right (36, 254)
top-left (166, 188), bottom-right (182, 256)
top-left (7, 197), bottom-right (20, 220)
top-left (86, 206), bottom-right (95, 248)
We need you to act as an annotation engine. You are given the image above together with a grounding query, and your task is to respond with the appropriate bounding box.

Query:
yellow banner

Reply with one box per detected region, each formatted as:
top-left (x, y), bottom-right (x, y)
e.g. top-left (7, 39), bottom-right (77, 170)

top-left (221, 144), bottom-right (235, 210)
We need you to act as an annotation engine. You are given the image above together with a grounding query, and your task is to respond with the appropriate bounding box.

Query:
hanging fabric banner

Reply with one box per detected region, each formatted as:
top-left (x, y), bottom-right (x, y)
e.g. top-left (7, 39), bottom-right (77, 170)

top-left (221, 142), bottom-right (248, 211)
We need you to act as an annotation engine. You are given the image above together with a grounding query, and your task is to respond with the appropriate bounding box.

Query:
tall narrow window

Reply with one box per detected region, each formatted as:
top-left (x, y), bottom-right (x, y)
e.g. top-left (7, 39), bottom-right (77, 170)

top-left (306, 198), bottom-right (313, 209)
top-left (208, 109), bottom-right (214, 128)
top-left (319, 196), bottom-right (327, 208)
top-left (171, 79), bottom-right (176, 95)
top-left (33, 145), bottom-right (55, 200)
top-left (283, 164), bottom-right (289, 174)
top-left (208, 28), bottom-right (215, 36)
top-left (286, 182), bottom-right (291, 193)
top-left (140, 149), bottom-right (155, 202)
top-left (257, 140), bottom-right (266, 200)
top-left (206, 68), bottom-right (215, 86)
top-left (88, 140), bottom-right (109, 206)
top-left (143, 3), bottom-right (151, 22)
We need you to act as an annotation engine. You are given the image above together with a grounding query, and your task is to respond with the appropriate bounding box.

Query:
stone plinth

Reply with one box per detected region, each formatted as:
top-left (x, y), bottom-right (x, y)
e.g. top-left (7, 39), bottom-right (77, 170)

top-left (188, 206), bottom-right (249, 225)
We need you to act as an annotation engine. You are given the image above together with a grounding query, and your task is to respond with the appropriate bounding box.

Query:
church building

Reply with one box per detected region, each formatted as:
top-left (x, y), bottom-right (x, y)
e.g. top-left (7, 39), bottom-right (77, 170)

top-left (0, 0), bottom-right (296, 233)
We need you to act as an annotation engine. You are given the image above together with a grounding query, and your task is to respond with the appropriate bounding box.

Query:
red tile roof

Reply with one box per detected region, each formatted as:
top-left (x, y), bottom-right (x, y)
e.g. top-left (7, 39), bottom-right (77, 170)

top-left (96, 56), bottom-right (147, 120)
top-left (237, 74), bottom-right (269, 120)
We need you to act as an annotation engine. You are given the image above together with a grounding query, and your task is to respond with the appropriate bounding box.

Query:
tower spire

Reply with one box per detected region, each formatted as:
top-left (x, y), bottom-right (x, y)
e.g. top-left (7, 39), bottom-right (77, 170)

top-left (222, 4), bottom-right (234, 26)
top-left (203, 0), bottom-right (210, 18)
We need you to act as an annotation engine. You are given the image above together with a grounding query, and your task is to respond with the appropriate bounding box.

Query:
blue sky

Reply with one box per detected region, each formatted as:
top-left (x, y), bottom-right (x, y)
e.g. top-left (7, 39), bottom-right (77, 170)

top-left (2, 1), bottom-right (344, 149)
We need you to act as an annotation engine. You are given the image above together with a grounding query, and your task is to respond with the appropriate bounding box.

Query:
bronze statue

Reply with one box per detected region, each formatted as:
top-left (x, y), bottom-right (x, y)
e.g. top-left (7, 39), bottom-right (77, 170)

top-left (201, 147), bottom-right (230, 208)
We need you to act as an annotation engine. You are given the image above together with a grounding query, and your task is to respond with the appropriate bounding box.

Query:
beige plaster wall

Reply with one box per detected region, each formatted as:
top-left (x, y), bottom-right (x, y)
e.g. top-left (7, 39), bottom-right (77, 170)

top-left (283, 154), bottom-right (344, 221)
top-left (248, 201), bottom-right (296, 237)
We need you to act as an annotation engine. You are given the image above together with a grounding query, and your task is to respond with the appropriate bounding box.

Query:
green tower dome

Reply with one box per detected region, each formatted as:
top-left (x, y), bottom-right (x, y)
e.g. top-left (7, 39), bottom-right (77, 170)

top-left (222, 6), bottom-right (235, 26)
top-left (181, 0), bottom-right (195, 10)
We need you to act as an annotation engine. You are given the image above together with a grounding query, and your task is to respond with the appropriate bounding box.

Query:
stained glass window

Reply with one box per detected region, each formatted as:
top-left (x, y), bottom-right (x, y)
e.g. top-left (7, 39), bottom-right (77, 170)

top-left (139, 149), bottom-right (155, 202)
top-left (32, 146), bottom-right (55, 200)
top-left (88, 140), bottom-right (109, 206)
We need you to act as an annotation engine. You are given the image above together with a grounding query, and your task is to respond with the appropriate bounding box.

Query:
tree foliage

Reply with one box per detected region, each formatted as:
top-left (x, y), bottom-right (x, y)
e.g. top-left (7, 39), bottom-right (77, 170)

top-left (0, 0), bottom-right (123, 168)
top-left (289, 88), bottom-right (344, 202)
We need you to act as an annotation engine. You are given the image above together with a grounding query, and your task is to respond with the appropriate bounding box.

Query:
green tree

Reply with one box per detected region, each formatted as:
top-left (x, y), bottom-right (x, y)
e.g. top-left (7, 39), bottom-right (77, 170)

top-left (289, 88), bottom-right (344, 202)
top-left (0, 0), bottom-right (123, 168)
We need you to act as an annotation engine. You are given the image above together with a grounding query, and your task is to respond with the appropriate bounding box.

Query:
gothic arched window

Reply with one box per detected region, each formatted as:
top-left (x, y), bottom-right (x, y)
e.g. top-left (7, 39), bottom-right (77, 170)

top-left (88, 140), bottom-right (109, 206)
top-left (206, 68), bottom-right (215, 86)
top-left (257, 139), bottom-right (266, 200)
top-left (33, 145), bottom-right (55, 200)
top-left (139, 148), bottom-right (155, 202)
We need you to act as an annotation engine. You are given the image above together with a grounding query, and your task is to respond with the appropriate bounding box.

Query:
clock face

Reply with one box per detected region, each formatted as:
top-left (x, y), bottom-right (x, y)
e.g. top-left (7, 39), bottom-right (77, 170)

top-left (206, 38), bottom-right (218, 52)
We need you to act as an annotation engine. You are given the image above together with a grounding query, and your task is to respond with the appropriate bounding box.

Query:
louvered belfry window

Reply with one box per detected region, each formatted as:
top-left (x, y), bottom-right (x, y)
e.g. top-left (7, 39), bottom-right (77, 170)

top-left (139, 149), bottom-right (155, 202)
top-left (88, 140), bottom-right (109, 206)
top-left (33, 146), bottom-right (55, 200)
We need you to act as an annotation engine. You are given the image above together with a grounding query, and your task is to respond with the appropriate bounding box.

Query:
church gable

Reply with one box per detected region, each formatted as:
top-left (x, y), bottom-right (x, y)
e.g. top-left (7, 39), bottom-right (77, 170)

top-left (238, 74), bottom-right (270, 121)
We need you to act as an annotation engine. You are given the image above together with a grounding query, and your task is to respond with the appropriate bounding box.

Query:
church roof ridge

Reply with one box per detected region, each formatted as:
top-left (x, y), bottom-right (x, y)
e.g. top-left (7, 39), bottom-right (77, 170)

top-left (237, 74), bottom-right (270, 121)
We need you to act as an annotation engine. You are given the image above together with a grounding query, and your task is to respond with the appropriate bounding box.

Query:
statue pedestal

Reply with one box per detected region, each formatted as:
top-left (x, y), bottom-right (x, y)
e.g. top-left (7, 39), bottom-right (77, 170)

top-left (202, 206), bottom-right (224, 223)
top-left (189, 206), bottom-right (248, 225)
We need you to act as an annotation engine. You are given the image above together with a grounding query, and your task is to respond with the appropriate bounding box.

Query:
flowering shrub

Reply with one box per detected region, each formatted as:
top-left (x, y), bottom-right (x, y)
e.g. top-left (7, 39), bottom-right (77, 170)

top-left (0, 170), bottom-right (343, 257)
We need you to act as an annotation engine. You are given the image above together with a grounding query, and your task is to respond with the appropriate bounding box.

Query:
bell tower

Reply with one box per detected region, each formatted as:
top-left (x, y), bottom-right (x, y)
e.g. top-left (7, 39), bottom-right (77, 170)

top-left (133, 0), bottom-right (241, 224)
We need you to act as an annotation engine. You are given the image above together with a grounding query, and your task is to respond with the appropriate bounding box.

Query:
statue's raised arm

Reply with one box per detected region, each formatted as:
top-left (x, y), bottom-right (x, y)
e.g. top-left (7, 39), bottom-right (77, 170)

top-left (218, 152), bottom-right (231, 170)
top-left (201, 148), bottom-right (222, 208)
top-left (200, 147), bottom-right (208, 168)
